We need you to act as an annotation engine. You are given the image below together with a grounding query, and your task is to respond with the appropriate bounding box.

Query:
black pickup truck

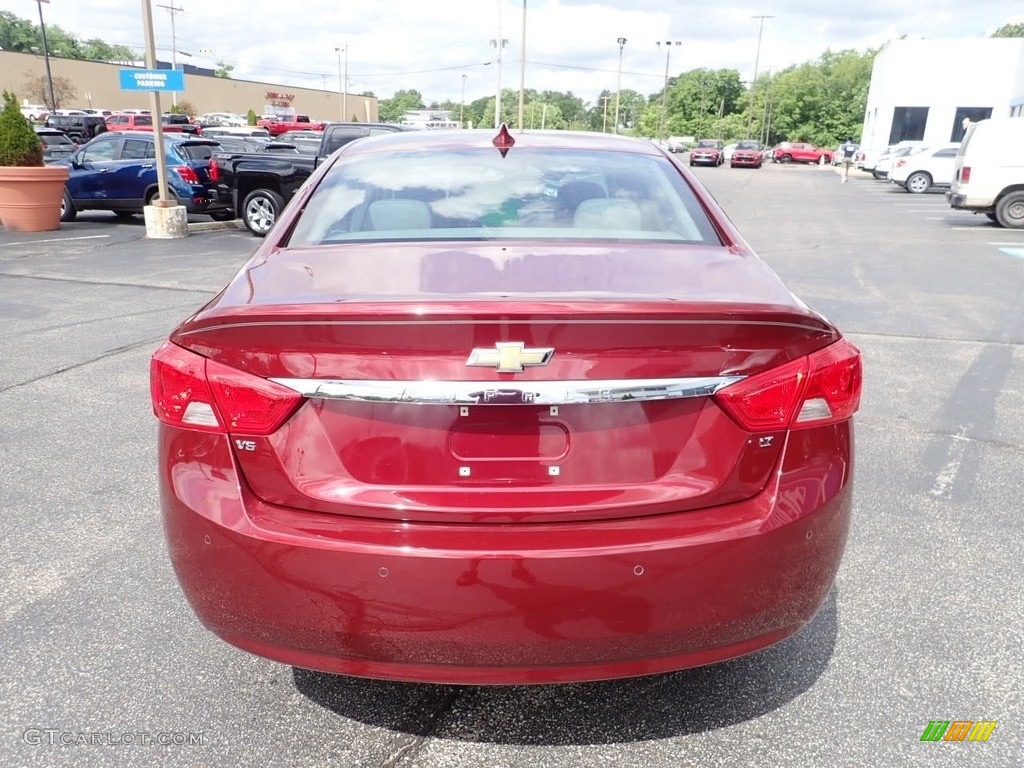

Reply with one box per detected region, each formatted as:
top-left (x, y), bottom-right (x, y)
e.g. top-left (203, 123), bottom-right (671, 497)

top-left (209, 122), bottom-right (417, 236)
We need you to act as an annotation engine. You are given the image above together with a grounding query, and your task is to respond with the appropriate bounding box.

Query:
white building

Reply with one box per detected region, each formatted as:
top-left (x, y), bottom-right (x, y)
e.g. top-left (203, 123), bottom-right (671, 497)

top-left (860, 38), bottom-right (1024, 155)
top-left (402, 109), bottom-right (460, 129)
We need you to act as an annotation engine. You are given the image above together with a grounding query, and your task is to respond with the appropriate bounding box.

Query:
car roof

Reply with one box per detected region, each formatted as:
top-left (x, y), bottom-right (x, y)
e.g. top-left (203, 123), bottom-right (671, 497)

top-left (338, 128), bottom-right (664, 157)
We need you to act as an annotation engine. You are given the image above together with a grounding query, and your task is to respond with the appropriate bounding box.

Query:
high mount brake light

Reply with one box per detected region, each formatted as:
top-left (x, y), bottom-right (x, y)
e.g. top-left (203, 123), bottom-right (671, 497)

top-left (714, 339), bottom-right (862, 432)
top-left (150, 342), bottom-right (302, 435)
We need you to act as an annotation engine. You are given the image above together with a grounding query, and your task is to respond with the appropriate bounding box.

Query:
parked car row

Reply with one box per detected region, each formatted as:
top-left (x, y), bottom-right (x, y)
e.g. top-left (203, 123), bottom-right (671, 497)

top-left (947, 118), bottom-right (1024, 229)
top-left (49, 123), bottom-right (415, 234)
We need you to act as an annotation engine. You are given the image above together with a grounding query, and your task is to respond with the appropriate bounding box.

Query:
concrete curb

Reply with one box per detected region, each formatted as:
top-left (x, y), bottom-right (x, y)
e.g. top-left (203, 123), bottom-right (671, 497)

top-left (187, 219), bottom-right (244, 233)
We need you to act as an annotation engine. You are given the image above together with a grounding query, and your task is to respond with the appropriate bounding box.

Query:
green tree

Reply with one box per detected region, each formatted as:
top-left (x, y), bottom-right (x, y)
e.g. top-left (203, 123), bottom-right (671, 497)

top-left (214, 61), bottom-right (234, 78)
top-left (0, 90), bottom-right (43, 166)
top-left (246, 108), bottom-right (258, 126)
top-left (377, 89), bottom-right (425, 123)
top-left (991, 22), bottom-right (1024, 37)
top-left (0, 11), bottom-right (38, 52)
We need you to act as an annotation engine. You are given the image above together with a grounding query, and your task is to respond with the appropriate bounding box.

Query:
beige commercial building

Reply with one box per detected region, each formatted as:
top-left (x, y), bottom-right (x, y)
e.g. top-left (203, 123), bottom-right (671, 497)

top-left (1, 51), bottom-right (377, 121)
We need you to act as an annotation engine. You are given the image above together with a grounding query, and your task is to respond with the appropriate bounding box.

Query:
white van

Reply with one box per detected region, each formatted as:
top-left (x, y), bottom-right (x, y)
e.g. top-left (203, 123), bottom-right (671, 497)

top-left (947, 118), bottom-right (1024, 228)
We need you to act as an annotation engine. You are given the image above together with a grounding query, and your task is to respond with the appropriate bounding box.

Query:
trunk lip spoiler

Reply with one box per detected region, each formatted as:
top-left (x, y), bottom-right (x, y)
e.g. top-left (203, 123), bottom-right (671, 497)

top-left (269, 376), bottom-right (744, 406)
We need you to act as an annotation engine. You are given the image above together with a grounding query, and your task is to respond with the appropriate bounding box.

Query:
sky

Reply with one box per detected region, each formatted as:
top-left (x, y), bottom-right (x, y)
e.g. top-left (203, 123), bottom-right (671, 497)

top-left (3, 0), bottom-right (1022, 107)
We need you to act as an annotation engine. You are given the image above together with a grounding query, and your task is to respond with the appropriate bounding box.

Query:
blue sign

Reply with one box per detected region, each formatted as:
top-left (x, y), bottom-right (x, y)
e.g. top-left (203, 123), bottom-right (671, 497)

top-left (119, 69), bottom-right (185, 92)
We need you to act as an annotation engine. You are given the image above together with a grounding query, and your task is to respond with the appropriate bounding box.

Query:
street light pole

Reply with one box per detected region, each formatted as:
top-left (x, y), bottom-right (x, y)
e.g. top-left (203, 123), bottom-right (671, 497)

top-left (34, 0), bottom-right (56, 111)
top-left (460, 73), bottom-right (467, 128)
top-left (343, 43), bottom-right (349, 121)
top-left (656, 40), bottom-right (681, 140)
top-left (614, 37), bottom-right (627, 134)
top-left (747, 15), bottom-right (774, 139)
top-left (335, 46), bottom-right (344, 120)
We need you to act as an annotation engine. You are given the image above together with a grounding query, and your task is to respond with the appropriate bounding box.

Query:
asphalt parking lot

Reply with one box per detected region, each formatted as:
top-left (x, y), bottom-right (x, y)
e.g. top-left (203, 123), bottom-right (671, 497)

top-left (1, 165), bottom-right (1021, 768)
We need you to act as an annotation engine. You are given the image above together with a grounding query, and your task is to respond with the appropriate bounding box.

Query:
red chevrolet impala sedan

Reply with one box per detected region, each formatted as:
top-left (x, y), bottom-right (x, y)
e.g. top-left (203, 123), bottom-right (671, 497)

top-left (151, 126), bottom-right (861, 684)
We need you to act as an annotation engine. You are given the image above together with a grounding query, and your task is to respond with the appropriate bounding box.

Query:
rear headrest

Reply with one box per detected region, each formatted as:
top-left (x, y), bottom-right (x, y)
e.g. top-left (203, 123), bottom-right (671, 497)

top-left (366, 199), bottom-right (432, 231)
top-left (573, 198), bottom-right (643, 230)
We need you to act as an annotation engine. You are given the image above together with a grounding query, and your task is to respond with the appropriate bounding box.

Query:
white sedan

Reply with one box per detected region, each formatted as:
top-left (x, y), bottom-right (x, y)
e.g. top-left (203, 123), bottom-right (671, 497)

top-left (889, 144), bottom-right (961, 194)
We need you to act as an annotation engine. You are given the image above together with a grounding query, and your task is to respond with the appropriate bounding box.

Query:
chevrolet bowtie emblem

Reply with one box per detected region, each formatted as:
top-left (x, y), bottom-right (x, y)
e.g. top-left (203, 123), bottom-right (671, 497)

top-left (466, 342), bottom-right (555, 373)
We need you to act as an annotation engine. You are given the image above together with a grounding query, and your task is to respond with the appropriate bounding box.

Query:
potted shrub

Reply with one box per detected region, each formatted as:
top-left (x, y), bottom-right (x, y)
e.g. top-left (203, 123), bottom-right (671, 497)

top-left (0, 90), bottom-right (70, 232)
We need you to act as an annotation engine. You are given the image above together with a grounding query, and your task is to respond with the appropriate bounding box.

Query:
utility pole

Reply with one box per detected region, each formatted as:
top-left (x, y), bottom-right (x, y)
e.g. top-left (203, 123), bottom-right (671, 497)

top-left (747, 15), bottom-right (774, 139)
top-left (34, 1), bottom-right (57, 111)
top-left (518, 0), bottom-right (527, 129)
top-left (142, 0), bottom-right (171, 207)
top-left (490, 0), bottom-right (508, 128)
top-left (157, 2), bottom-right (184, 108)
top-left (614, 37), bottom-right (627, 134)
top-left (656, 41), bottom-right (681, 140)
top-left (602, 95), bottom-right (610, 133)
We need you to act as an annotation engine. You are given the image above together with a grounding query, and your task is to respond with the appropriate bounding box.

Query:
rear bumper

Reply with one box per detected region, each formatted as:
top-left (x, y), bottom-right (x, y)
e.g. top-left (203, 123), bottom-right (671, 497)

top-left (160, 423), bottom-right (853, 684)
top-left (946, 191), bottom-right (992, 213)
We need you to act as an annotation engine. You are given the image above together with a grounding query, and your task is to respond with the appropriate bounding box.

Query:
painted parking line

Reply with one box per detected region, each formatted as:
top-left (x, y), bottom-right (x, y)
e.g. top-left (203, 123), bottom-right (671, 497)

top-left (999, 247), bottom-right (1024, 259)
top-left (2, 234), bottom-right (112, 247)
top-left (987, 241), bottom-right (1024, 245)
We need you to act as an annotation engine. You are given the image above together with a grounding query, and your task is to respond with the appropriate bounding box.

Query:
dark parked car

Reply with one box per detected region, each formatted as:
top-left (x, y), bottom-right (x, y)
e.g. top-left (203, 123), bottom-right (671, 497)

top-left (162, 113), bottom-right (201, 135)
top-left (151, 127), bottom-right (863, 685)
top-left (209, 121), bottom-right (417, 236)
top-left (210, 137), bottom-right (300, 154)
top-left (44, 113), bottom-right (108, 143)
top-left (58, 131), bottom-right (233, 222)
top-left (34, 126), bottom-right (77, 163)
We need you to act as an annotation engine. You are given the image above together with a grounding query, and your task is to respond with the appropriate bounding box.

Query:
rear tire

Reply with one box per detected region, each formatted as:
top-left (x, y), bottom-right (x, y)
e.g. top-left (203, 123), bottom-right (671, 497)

top-left (995, 191), bottom-right (1024, 229)
top-left (242, 189), bottom-right (285, 237)
top-left (59, 187), bottom-right (77, 222)
top-left (905, 172), bottom-right (931, 194)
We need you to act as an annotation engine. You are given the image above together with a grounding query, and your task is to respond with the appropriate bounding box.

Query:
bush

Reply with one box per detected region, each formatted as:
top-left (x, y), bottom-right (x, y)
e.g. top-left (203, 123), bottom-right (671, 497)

top-left (246, 109), bottom-right (257, 126)
top-left (0, 91), bottom-right (43, 167)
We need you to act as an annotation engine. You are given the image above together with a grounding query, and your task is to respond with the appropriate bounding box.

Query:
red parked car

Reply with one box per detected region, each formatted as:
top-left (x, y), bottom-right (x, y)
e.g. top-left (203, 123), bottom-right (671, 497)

top-left (689, 138), bottom-right (725, 166)
top-left (151, 127), bottom-right (862, 685)
top-left (730, 140), bottom-right (764, 168)
top-left (772, 141), bottom-right (834, 165)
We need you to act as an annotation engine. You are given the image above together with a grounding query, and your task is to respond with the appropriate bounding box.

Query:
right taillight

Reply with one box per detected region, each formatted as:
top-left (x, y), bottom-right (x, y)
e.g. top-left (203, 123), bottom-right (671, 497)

top-left (209, 156), bottom-right (220, 183)
top-left (714, 339), bottom-right (862, 432)
top-left (960, 166), bottom-right (971, 183)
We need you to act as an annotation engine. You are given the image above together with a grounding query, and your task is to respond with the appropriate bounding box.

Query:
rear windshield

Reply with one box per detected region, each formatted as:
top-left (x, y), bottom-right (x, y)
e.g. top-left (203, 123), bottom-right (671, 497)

top-left (39, 134), bottom-right (73, 146)
top-left (287, 147), bottom-right (721, 247)
top-left (133, 116), bottom-right (153, 126)
top-left (175, 143), bottom-right (218, 161)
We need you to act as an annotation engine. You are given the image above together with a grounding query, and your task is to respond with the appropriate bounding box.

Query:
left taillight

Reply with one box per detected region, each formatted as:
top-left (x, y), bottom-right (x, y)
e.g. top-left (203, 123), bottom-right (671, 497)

top-left (150, 342), bottom-right (302, 435)
top-left (714, 338), bottom-right (862, 432)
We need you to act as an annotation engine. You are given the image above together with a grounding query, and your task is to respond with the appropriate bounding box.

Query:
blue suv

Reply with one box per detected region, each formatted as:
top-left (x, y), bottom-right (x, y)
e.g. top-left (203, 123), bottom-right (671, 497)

top-left (58, 131), bottom-right (234, 222)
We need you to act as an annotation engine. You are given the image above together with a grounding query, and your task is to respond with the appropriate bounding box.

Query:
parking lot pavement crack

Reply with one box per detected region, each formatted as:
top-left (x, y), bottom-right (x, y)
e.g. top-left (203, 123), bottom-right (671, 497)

top-left (855, 417), bottom-right (1024, 454)
top-left (0, 301), bottom-right (204, 341)
top-left (0, 336), bottom-right (163, 395)
top-left (379, 687), bottom-right (463, 768)
top-left (0, 271), bottom-right (221, 295)
top-left (844, 329), bottom-right (1024, 347)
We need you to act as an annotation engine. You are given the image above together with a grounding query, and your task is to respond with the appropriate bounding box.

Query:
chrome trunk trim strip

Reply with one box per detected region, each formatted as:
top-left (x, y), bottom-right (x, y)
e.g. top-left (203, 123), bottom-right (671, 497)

top-left (270, 376), bottom-right (744, 406)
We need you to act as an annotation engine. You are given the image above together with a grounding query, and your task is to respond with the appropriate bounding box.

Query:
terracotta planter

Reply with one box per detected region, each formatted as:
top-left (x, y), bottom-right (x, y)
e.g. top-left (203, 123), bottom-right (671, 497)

top-left (0, 165), bottom-right (70, 232)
